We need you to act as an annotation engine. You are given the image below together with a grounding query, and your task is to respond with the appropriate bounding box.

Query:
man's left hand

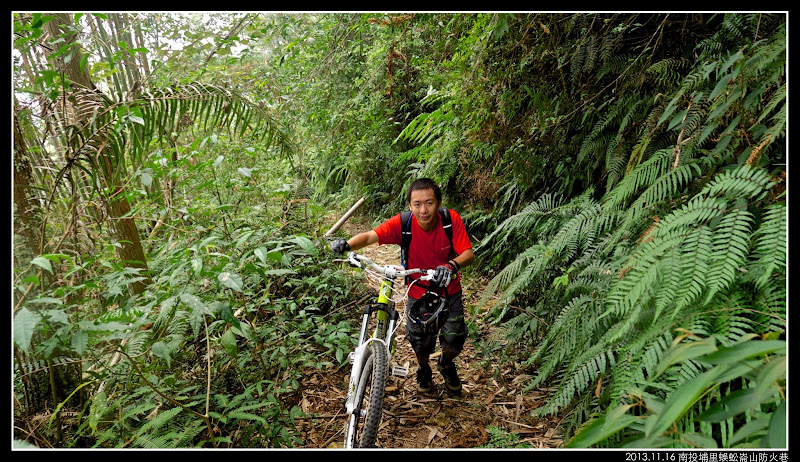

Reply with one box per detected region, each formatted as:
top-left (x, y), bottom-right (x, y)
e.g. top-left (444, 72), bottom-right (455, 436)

top-left (433, 263), bottom-right (455, 288)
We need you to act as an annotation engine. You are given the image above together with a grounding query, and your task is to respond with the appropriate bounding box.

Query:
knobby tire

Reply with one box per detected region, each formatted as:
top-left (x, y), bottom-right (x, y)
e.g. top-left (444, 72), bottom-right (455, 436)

top-left (350, 342), bottom-right (388, 448)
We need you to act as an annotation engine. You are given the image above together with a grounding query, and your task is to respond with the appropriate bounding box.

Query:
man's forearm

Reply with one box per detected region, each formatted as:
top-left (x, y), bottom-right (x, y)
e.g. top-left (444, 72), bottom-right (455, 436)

top-left (348, 230), bottom-right (379, 251)
top-left (451, 248), bottom-right (474, 270)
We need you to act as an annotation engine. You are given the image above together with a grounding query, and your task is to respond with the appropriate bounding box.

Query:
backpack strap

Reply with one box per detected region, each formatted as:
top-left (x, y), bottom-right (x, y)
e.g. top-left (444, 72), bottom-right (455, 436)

top-left (400, 210), bottom-right (413, 269)
top-left (438, 206), bottom-right (454, 255)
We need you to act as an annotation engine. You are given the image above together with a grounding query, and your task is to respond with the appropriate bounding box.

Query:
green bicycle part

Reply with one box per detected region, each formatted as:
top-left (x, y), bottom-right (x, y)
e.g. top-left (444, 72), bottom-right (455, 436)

top-left (373, 279), bottom-right (394, 339)
top-left (377, 279), bottom-right (392, 305)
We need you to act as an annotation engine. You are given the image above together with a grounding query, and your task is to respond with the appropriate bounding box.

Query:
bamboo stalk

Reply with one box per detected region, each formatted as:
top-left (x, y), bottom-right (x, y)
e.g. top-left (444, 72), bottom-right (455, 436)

top-left (324, 197), bottom-right (365, 237)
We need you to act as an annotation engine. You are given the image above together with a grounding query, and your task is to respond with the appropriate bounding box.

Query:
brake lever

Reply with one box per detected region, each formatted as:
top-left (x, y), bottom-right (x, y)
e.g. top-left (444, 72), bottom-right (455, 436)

top-left (419, 270), bottom-right (436, 281)
top-left (346, 252), bottom-right (362, 268)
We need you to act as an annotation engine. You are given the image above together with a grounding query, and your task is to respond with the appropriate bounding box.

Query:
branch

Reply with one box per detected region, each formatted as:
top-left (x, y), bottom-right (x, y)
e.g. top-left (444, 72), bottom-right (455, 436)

top-left (672, 100), bottom-right (693, 169)
top-left (203, 14), bottom-right (252, 67)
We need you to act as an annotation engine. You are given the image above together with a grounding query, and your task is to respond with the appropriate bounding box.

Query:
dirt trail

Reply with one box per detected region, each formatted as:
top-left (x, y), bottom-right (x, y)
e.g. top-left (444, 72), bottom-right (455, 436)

top-left (295, 219), bottom-right (564, 449)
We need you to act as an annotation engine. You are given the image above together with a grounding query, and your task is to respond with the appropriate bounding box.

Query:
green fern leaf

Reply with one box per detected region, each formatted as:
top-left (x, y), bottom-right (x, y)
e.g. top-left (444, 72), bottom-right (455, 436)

top-left (750, 203), bottom-right (786, 289)
top-left (700, 164), bottom-right (773, 200)
top-left (673, 226), bottom-right (713, 312)
top-left (704, 206), bottom-right (755, 304)
top-left (137, 406), bottom-right (184, 434)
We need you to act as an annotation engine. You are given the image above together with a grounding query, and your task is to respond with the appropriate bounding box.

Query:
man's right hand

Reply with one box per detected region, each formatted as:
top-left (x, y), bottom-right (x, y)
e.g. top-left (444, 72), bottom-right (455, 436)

top-left (330, 238), bottom-right (351, 255)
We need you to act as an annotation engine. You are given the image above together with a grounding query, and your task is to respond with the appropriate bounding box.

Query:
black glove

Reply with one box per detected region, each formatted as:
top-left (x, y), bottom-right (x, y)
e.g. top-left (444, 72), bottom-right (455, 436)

top-left (330, 238), bottom-right (351, 255)
top-left (433, 263), bottom-right (455, 288)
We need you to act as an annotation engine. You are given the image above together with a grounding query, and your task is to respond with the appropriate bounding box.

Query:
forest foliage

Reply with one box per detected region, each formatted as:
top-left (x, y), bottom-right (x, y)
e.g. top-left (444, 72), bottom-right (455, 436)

top-left (12, 12), bottom-right (786, 449)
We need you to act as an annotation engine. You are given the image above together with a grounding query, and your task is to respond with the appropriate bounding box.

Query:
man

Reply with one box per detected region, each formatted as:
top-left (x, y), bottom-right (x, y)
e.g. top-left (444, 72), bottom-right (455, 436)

top-left (330, 178), bottom-right (474, 395)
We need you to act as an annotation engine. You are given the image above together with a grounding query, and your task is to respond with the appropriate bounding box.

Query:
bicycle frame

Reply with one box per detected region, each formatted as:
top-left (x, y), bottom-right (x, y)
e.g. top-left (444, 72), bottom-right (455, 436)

top-left (341, 252), bottom-right (433, 448)
top-left (360, 279), bottom-right (397, 352)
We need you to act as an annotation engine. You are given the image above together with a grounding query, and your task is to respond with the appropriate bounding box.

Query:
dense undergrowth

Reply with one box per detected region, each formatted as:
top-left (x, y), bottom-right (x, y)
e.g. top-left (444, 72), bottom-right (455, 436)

top-left (13, 131), bottom-right (370, 448)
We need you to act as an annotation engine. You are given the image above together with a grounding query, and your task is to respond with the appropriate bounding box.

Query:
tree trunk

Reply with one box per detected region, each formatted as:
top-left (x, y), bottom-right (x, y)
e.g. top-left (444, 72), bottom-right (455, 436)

top-left (13, 100), bottom-right (43, 283)
top-left (45, 13), bottom-right (151, 295)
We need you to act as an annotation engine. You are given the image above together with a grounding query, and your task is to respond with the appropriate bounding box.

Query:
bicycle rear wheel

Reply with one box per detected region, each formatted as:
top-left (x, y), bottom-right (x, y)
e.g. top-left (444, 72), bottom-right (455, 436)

top-left (347, 342), bottom-right (388, 448)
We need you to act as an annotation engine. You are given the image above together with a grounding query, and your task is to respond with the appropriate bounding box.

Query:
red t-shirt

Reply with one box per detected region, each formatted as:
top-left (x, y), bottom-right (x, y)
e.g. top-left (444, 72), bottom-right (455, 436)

top-left (374, 209), bottom-right (471, 299)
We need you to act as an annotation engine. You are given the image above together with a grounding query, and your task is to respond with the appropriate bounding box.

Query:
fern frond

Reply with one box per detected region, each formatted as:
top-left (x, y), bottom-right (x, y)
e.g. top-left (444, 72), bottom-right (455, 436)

top-left (652, 240), bottom-right (682, 321)
top-left (571, 41), bottom-right (587, 87)
top-left (650, 196), bottom-right (728, 238)
top-left (699, 164), bottom-right (774, 201)
top-left (645, 57), bottom-right (691, 87)
top-left (534, 351), bottom-right (614, 416)
top-left (597, 54), bottom-right (635, 80)
top-left (749, 202), bottom-right (786, 290)
top-left (479, 244), bottom-right (547, 307)
top-left (132, 433), bottom-right (172, 449)
top-left (495, 250), bottom-right (549, 305)
top-left (756, 82), bottom-right (786, 124)
top-left (173, 419), bottom-right (208, 447)
top-left (528, 295), bottom-right (595, 370)
top-left (672, 226), bottom-right (713, 313)
top-left (678, 64), bottom-right (715, 95)
top-left (547, 204), bottom-right (600, 262)
top-left (136, 406), bottom-right (185, 438)
top-left (703, 206), bottom-right (755, 304)
top-left (478, 192), bottom-right (563, 249)
top-left (708, 295), bottom-right (765, 345)
top-left (578, 132), bottom-right (613, 164)
top-left (760, 103), bottom-right (786, 148)
top-left (604, 139), bottom-right (629, 191)
top-left (606, 229), bottom-right (686, 318)
top-left (603, 149), bottom-right (673, 209)
top-left (625, 329), bottom-right (674, 393)
top-left (394, 96), bottom-right (455, 147)
top-left (753, 284), bottom-right (786, 335)
top-left (621, 160), bottom-right (703, 229)
top-left (121, 401), bottom-right (158, 422)
top-left (57, 81), bottom-right (292, 187)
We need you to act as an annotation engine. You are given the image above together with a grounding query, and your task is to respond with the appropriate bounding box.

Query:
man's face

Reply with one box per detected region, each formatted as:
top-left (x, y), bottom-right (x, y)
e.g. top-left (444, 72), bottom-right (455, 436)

top-left (409, 188), bottom-right (439, 230)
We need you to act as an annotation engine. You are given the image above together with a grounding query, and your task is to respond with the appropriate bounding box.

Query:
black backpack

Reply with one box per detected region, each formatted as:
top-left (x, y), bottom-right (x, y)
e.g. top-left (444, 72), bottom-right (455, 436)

top-left (399, 207), bottom-right (456, 270)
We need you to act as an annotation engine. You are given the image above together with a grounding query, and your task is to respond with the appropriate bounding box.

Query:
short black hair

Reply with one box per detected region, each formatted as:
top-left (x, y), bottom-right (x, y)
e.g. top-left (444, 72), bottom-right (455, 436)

top-left (406, 177), bottom-right (442, 204)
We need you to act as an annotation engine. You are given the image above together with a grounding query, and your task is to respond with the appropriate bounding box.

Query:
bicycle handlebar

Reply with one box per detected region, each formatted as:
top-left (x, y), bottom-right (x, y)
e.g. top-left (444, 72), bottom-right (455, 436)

top-left (344, 252), bottom-right (436, 281)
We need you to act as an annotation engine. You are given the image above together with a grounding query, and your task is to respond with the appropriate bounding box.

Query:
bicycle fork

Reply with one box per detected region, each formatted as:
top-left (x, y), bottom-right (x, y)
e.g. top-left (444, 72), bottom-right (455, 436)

top-left (370, 279), bottom-right (409, 377)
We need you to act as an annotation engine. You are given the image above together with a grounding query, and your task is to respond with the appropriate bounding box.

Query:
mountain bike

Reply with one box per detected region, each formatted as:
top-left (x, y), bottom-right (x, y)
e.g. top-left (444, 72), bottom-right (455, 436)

top-left (337, 251), bottom-right (435, 448)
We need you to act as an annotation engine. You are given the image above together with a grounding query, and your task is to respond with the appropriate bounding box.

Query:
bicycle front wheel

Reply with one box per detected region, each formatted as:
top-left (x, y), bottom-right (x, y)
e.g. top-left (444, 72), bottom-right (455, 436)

top-left (346, 342), bottom-right (388, 448)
